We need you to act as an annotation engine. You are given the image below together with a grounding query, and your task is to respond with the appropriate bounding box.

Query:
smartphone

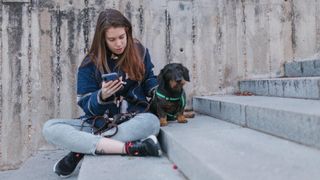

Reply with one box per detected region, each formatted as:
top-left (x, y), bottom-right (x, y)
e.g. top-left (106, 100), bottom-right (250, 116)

top-left (102, 72), bottom-right (119, 82)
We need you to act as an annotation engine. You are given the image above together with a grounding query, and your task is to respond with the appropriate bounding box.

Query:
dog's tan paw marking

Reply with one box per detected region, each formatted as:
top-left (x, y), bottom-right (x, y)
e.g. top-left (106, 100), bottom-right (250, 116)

top-left (177, 115), bottom-right (188, 123)
top-left (160, 118), bottom-right (168, 126)
top-left (184, 111), bottom-right (195, 118)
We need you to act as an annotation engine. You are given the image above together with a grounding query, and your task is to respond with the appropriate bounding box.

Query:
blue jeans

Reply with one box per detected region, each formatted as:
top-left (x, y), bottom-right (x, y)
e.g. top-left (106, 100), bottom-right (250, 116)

top-left (42, 113), bottom-right (160, 155)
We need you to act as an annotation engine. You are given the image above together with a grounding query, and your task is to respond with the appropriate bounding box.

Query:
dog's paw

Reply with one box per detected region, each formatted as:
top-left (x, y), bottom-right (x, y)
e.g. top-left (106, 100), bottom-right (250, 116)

top-left (177, 115), bottom-right (188, 123)
top-left (160, 118), bottom-right (168, 126)
top-left (183, 111), bottom-right (195, 118)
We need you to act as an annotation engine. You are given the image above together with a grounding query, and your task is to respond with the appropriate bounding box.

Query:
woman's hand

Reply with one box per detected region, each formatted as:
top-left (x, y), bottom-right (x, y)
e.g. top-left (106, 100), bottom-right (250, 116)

top-left (101, 77), bottom-right (123, 101)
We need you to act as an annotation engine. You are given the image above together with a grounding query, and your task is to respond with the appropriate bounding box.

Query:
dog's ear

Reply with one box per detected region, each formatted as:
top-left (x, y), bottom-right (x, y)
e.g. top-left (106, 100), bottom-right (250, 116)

top-left (182, 66), bottom-right (190, 82)
top-left (157, 68), bottom-right (166, 86)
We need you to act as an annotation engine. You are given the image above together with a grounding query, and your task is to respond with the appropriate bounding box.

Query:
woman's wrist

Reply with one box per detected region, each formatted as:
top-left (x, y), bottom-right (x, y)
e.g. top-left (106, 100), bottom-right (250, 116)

top-left (98, 90), bottom-right (115, 104)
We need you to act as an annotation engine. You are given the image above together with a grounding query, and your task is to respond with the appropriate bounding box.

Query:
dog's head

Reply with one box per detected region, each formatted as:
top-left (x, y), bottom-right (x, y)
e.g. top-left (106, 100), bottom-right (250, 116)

top-left (158, 63), bottom-right (190, 93)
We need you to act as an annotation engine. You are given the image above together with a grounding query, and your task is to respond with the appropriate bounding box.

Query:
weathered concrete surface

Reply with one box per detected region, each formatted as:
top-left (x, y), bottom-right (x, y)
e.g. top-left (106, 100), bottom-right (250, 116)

top-left (239, 77), bottom-right (320, 99)
top-left (159, 114), bottom-right (320, 180)
top-left (1, 0), bottom-right (320, 169)
top-left (193, 95), bottom-right (320, 149)
top-left (78, 155), bottom-right (186, 180)
top-left (0, 149), bottom-right (77, 180)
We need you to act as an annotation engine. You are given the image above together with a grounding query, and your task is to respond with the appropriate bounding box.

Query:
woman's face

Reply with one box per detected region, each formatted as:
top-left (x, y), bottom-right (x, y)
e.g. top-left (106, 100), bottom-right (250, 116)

top-left (105, 27), bottom-right (127, 55)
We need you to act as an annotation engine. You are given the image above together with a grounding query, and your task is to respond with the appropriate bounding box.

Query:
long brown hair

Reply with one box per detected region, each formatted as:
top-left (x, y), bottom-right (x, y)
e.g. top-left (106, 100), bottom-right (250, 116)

top-left (85, 9), bottom-right (145, 81)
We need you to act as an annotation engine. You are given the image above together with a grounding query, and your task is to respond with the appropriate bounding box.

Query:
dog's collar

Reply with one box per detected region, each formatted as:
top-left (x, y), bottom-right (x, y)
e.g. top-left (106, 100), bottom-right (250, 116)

top-left (155, 91), bottom-right (181, 101)
top-left (155, 90), bottom-right (186, 110)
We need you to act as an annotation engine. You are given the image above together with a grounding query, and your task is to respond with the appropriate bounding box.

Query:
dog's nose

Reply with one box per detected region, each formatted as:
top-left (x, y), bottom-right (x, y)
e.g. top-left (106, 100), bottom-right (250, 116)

top-left (176, 79), bottom-right (182, 83)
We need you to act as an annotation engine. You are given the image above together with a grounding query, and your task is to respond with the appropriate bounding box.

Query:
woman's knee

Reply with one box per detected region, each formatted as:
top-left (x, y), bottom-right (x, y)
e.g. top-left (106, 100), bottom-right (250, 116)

top-left (140, 113), bottom-right (160, 135)
top-left (42, 119), bottom-right (60, 140)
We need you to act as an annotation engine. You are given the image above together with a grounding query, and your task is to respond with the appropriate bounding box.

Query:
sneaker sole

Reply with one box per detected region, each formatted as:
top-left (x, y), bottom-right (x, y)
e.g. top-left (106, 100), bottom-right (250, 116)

top-left (53, 156), bottom-right (83, 178)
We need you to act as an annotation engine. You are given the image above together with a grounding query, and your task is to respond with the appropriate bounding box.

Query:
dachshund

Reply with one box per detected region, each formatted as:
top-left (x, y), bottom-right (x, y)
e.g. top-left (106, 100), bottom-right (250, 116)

top-left (150, 63), bottom-right (194, 126)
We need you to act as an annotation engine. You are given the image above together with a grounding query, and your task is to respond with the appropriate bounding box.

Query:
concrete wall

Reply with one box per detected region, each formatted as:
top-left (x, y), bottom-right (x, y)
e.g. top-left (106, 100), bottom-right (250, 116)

top-left (0, 0), bottom-right (319, 169)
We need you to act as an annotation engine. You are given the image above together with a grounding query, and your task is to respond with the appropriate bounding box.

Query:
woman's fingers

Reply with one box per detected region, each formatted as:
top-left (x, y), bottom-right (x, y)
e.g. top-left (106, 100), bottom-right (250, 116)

top-left (101, 80), bottom-right (123, 100)
top-left (102, 80), bottom-right (115, 88)
top-left (108, 81), bottom-right (122, 93)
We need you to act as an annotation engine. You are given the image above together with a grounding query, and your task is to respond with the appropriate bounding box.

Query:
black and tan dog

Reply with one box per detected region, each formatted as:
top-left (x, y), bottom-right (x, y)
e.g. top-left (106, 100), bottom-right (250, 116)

top-left (150, 63), bottom-right (193, 126)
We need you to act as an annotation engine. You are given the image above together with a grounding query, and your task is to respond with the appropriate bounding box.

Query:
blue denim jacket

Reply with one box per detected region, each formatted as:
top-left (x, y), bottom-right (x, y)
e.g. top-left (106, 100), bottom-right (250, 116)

top-left (77, 46), bottom-right (158, 118)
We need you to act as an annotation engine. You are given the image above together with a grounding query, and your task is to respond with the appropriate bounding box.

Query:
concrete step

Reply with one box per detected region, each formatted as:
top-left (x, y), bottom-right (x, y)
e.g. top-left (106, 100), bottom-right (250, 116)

top-left (239, 77), bottom-right (320, 99)
top-left (193, 95), bottom-right (320, 149)
top-left (284, 59), bottom-right (320, 77)
top-left (0, 149), bottom-right (77, 180)
top-left (159, 114), bottom-right (320, 180)
top-left (78, 155), bottom-right (186, 180)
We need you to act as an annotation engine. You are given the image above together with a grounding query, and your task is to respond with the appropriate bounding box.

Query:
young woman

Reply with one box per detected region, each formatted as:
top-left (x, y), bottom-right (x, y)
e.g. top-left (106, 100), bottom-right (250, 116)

top-left (42, 9), bottom-right (161, 178)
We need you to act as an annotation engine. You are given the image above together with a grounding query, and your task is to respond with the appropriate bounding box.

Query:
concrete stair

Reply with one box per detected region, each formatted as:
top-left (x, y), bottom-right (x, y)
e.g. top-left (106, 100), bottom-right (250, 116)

top-left (239, 77), bottom-right (320, 99)
top-left (167, 58), bottom-right (320, 179)
top-left (284, 59), bottom-right (320, 77)
top-left (193, 95), bottom-right (320, 149)
top-left (78, 155), bottom-right (186, 180)
top-left (159, 115), bottom-right (320, 180)
top-left (0, 149), bottom-right (78, 180)
top-left (239, 59), bottom-right (320, 99)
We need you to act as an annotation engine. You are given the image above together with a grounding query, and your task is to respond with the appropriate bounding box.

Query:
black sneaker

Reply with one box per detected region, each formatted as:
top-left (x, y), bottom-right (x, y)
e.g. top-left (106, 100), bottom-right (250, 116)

top-left (53, 152), bottom-right (84, 178)
top-left (125, 135), bottom-right (162, 156)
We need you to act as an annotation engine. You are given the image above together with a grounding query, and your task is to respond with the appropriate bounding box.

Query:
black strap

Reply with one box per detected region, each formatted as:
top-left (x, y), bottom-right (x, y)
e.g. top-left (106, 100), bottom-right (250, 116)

top-left (80, 112), bottom-right (137, 138)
